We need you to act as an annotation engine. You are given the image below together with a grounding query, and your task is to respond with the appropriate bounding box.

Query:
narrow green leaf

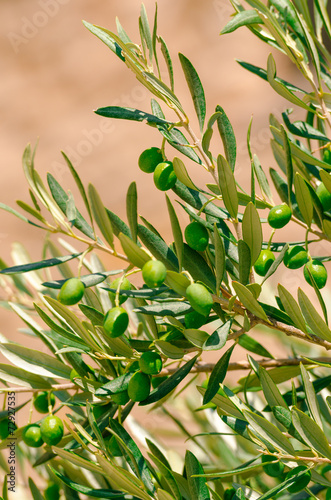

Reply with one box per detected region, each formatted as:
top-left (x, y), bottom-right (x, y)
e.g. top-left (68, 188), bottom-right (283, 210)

top-left (0, 253), bottom-right (80, 275)
top-left (97, 455), bottom-right (151, 500)
top-left (159, 36), bottom-right (174, 91)
top-left (166, 195), bottom-right (183, 271)
top-left (0, 343), bottom-right (71, 379)
top-left (252, 154), bottom-right (272, 201)
top-left (259, 366), bottom-right (288, 410)
top-left (183, 329), bottom-right (209, 348)
top-left (148, 455), bottom-right (181, 500)
top-left (28, 478), bottom-right (44, 500)
top-left (281, 125), bottom-right (293, 207)
top-left (237, 59), bottom-right (307, 94)
top-left (140, 4), bottom-right (153, 63)
top-left (261, 243), bottom-right (289, 284)
top-left (43, 295), bottom-right (99, 349)
top-left (278, 284), bottom-right (307, 333)
top-left (95, 106), bottom-right (173, 126)
top-left (47, 173), bottom-right (95, 239)
top-left (183, 244), bottom-right (216, 292)
top-left (215, 105), bottom-right (236, 171)
top-left (294, 173), bottom-right (313, 227)
top-left (161, 127), bottom-right (202, 164)
top-left (172, 157), bottom-right (196, 190)
top-left (15, 200), bottom-right (47, 224)
top-left (0, 363), bottom-right (51, 389)
top-left (0, 203), bottom-right (44, 229)
top-left (66, 191), bottom-right (77, 225)
top-left (203, 320), bottom-right (232, 351)
top-left (179, 53), bottom-right (206, 132)
top-left (108, 419), bottom-right (155, 494)
top-left (221, 10), bottom-right (263, 34)
top-left (282, 111), bottom-right (330, 142)
top-left (88, 184), bottom-right (114, 249)
top-left (243, 410), bottom-right (295, 454)
top-left (164, 271), bottom-right (189, 296)
top-left (213, 224), bottom-right (225, 293)
top-left (49, 468), bottom-right (126, 498)
top-left (137, 224), bottom-right (179, 271)
top-left (134, 302), bottom-right (191, 317)
top-left (217, 155), bottom-right (238, 219)
top-left (83, 21), bottom-right (125, 61)
top-left (142, 72), bottom-right (184, 113)
top-left (232, 281), bottom-right (269, 322)
top-left (298, 288), bottom-right (331, 341)
top-left (238, 240), bottom-right (251, 285)
top-left (126, 182), bottom-right (138, 243)
top-left (203, 344), bottom-right (235, 404)
top-left (139, 355), bottom-right (198, 405)
top-left (185, 451), bottom-right (210, 500)
top-left (292, 407), bottom-right (331, 458)
top-left (267, 54), bottom-right (312, 111)
top-left (242, 202), bottom-right (262, 266)
top-left (238, 334), bottom-right (273, 359)
top-left (43, 270), bottom-right (120, 289)
top-left (300, 363), bottom-right (323, 429)
top-left (118, 233), bottom-right (149, 269)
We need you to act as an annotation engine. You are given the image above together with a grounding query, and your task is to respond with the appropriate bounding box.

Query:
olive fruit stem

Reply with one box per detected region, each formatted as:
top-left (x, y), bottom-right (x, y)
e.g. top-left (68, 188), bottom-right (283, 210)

top-left (267, 229), bottom-right (276, 250)
top-left (78, 246), bottom-right (93, 279)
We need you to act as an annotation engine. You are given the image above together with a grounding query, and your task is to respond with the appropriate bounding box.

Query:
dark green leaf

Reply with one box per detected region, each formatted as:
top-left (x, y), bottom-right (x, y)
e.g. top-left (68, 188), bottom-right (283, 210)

top-left (159, 36), bottom-right (174, 91)
top-left (126, 182), bottom-right (138, 243)
top-left (237, 60), bottom-right (307, 94)
top-left (42, 270), bottom-right (121, 289)
top-left (217, 155), bottom-right (238, 219)
top-left (95, 106), bottom-right (173, 126)
top-left (292, 407), bottom-right (331, 459)
top-left (282, 110), bottom-right (330, 142)
top-left (261, 243), bottom-right (289, 284)
top-left (183, 244), bottom-right (216, 292)
top-left (213, 224), bottom-right (226, 292)
top-left (238, 334), bottom-right (274, 359)
top-left (106, 209), bottom-right (132, 239)
top-left (88, 183), bottom-right (114, 249)
top-left (179, 53), bottom-right (206, 132)
top-left (108, 419), bottom-right (155, 494)
top-left (47, 174), bottom-right (95, 239)
top-left (185, 450), bottom-right (210, 500)
top-left (242, 202), bottom-right (262, 266)
top-left (160, 127), bottom-right (202, 164)
top-left (166, 195), bottom-right (183, 271)
top-left (134, 301), bottom-right (191, 317)
top-left (277, 284), bottom-right (307, 333)
top-left (238, 240), bottom-right (251, 285)
top-left (137, 224), bottom-right (179, 271)
top-left (203, 320), bottom-right (232, 351)
top-left (139, 355), bottom-right (198, 405)
top-left (95, 372), bottom-right (133, 396)
top-left (172, 181), bottom-right (228, 220)
top-left (50, 467), bottom-right (126, 498)
top-left (0, 253), bottom-right (81, 275)
top-left (215, 105), bottom-right (236, 171)
top-left (203, 344), bottom-right (235, 404)
top-left (294, 173), bottom-right (313, 227)
top-left (298, 288), bottom-right (331, 341)
top-left (232, 281), bottom-right (269, 322)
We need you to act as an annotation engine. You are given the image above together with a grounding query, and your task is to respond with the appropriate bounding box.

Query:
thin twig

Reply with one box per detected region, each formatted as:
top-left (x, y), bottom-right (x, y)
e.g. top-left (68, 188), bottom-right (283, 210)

top-left (157, 356), bottom-right (331, 376)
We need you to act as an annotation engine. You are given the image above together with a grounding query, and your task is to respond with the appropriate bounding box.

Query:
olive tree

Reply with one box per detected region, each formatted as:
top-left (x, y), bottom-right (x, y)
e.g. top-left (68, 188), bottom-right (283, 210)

top-left (1, 1), bottom-right (331, 499)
